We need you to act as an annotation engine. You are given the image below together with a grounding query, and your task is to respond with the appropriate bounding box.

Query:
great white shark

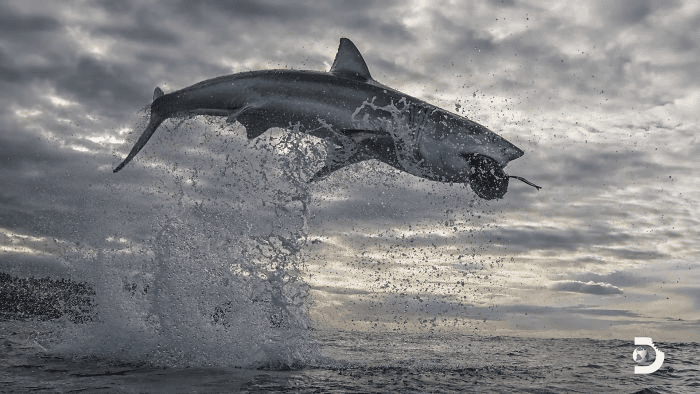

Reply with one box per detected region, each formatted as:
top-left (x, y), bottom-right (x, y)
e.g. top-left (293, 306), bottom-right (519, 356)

top-left (114, 38), bottom-right (540, 199)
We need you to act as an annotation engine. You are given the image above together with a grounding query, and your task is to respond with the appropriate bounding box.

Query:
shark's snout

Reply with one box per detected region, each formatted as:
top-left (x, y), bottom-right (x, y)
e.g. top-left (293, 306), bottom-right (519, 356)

top-left (503, 143), bottom-right (524, 162)
top-left (474, 134), bottom-right (524, 168)
top-left (489, 137), bottom-right (524, 166)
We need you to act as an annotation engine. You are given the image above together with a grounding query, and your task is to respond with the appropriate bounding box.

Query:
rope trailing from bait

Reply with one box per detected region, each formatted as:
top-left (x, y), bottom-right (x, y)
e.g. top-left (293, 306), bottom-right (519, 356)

top-left (508, 176), bottom-right (542, 190)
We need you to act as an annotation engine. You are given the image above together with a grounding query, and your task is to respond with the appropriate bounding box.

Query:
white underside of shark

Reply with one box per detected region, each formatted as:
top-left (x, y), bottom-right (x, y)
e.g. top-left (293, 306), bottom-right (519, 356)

top-left (114, 38), bottom-right (539, 199)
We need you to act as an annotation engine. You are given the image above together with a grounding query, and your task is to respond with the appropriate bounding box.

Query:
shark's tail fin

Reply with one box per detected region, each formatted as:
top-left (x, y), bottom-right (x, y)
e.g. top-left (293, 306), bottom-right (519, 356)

top-left (113, 113), bottom-right (166, 173)
top-left (113, 88), bottom-right (168, 173)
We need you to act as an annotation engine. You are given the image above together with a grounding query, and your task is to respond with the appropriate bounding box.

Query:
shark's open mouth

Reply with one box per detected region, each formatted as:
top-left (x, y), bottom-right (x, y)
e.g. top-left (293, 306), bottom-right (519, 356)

top-left (464, 154), bottom-right (541, 200)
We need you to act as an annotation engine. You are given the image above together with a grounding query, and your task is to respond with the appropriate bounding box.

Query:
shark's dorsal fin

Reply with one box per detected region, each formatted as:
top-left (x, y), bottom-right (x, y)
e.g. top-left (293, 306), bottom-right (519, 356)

top-left (153, 87), bottom-right (164, 100)
top-left (330, 38), bottom-right (372, 81)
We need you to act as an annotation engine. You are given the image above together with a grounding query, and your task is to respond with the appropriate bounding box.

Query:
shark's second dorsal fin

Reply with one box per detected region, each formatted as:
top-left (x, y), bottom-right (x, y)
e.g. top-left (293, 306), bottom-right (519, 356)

top-left (153, 87), bottom-right (164, 101)
top-left (330, 38), bottom-right (372, 81)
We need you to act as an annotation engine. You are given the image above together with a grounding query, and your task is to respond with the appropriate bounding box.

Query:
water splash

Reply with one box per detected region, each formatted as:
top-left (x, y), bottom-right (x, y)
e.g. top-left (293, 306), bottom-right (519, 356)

top-left (350, 97), bottom-right (431, 177)
top-left (59, 116), bottom-right (324, 368)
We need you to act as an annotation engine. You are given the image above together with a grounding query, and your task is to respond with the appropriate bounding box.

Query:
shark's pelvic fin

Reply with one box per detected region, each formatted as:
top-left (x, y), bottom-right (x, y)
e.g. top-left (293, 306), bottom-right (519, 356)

top-left (330, 38), bottom-right (372, 81)
top-left (153, 87), bottom-right (164, 100)
top-left (310, 141), bottom-right (360, 182)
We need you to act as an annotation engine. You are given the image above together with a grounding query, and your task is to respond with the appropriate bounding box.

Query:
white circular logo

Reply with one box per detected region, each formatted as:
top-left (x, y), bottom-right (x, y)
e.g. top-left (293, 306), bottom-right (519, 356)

top-left (633, 346), bottom-right (650, 363)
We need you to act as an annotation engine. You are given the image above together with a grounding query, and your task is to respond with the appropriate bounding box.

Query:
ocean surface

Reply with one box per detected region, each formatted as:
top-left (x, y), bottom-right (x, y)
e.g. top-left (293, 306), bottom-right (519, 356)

top-left (1, 316), bottom-right (699, 393)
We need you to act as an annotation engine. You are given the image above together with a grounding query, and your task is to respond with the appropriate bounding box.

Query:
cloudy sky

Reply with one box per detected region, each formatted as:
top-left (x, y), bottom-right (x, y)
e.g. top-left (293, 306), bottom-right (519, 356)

top-left (1, 0), bottom-right (699, 342)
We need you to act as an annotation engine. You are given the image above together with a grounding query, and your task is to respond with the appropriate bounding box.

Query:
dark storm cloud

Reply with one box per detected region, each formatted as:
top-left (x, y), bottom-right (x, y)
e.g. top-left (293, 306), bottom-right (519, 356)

top-left (0, 14), bottom-right (67, 85)
top-left (367, 58), bottom-right (416, 85)
top-left (0, 138), bottom-right (164, 247)
top-left (0, 254), bottom-right (71, 278)
top-left (495, 303), bottom-right (641, 319)
top-left (594, 0), bottom-right (655, 25)
top-left (673, 287), bottom-right (700, 310)
top-left (482, 225), bottom-right (660, 256)
top-left (96, 13), bottom-right (181, 46)
top-left (550, 280), bottom-right (623, 295)
top-left (0, 58), bottom-right (71, 101)
top-left (501, 123), bottom-right (693, 207)
top-left (176, 0), bottom-right (400, 22)
top-left (309, 180), bottom-right (675, 269)
top-left (336, 293), bottom-right (643, 325)
top-left (55, 57), bottom-right (148, 116)
top-left (486, 226), bottom-right (624, 252)
top-left (597, 247), bottom-right (667, 261)
top-left (170, 0), bottom-right (414, 55)
top-left (309, 173), bottom-right (495, 227)
top-left (310, 285), bottom-right (372, 296)
top-left (308, 121), bottom-right (686, 260)
top-left (94, 0), bottom-right (135, 15)
top-left (0, 50), bottom-right (23, 82)
top-left (543, 149), bottom-right (647, 186)
top-left (0, 3), bottom-right (153, 120)
top-left (493, 0), bottom-right (517, 7)
top-left (480, 224), bottom-right (670, 263)
top-left (572, 270), bottom-right (653, 288)
top-left (175, 0), bottom-right (317, 22)
top-left (0, 121), bottom-right (72, 170)
top-left (0, 2), bottom-right (61, 38)
top-left (447, 26), bottom-right (497, 56)
top-left (0, 116), bottom-right (158, 248)
top-left (420, 0), bottom-right (699, 116)
top-left (172, 0), bottom-right (406, 36)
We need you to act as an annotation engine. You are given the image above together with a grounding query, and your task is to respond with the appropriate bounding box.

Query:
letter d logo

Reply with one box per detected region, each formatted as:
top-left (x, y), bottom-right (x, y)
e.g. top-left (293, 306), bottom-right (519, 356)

top-left (634, 337), bottom-right (664, 374)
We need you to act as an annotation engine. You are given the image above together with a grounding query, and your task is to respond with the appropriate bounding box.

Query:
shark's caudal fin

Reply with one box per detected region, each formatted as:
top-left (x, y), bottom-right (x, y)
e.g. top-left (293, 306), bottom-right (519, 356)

top-left (113, 112), bottom-right (166, 173)
top-left (113, 87), bottom-right (168, 173)
top-left (329, 38), bottom-right (372, 81)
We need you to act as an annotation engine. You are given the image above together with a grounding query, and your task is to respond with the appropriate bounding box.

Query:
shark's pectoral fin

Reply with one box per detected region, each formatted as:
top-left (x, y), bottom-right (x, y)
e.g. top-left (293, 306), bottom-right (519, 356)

top-left (309, 129), bottom-right (398, 182)
top-left (309, 142), bottom-right (360, 182)
top-left (341, 129), bottom-right (399, 168)
top-left (308, 164), bottom-right (339, 183)
top-left (228, 105), bottom-right (289, 139)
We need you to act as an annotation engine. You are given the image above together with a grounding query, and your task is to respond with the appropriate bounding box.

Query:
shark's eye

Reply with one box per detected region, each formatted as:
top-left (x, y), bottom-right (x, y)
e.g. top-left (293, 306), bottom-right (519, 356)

top-left (462, 154), bottom-right (508, 200)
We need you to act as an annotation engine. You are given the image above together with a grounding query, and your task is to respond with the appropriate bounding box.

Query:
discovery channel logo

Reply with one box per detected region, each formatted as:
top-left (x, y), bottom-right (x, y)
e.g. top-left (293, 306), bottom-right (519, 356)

top-left (633, 337), bottom-right (665, 374)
